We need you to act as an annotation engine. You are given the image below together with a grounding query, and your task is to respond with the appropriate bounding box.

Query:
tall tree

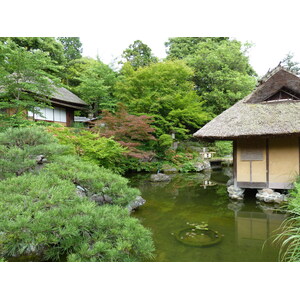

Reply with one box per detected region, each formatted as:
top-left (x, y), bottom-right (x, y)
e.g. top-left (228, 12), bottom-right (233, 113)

top-left (0, 41), bottom-right (59, 116)
top-left (121, 40), bottom-right (158, 70)
top-left (76, 58), bottom-right (117, 116)
top-left (166, 38), bottom-right (257, 115)
top-left (0, 37), bottom-right (66, 66)
top-left (114, 61), bottom-right (211, 138)
top-left (165, 37), bottom-right (229, 60)
top-left (95, 104), bottom-right (156, 159)
top-left (58, 37), bottom-right (83, 61)
top-left (281, 52), bottom-right (300, 75)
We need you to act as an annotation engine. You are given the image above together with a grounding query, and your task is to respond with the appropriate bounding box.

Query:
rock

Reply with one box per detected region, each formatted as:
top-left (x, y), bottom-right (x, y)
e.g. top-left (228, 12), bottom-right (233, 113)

top-left (227, 185), bottom-right (245, 200)
top-left (226, 178), bottom-right (234, 187)
top-left (90, 194), bottom-right (113, 205)
top-left (76, 185), bottom-right (87, 197)
top-left (194, 160), bottom-right (211, 172)
top-left (256, 189), bottom-right (287, 204)
top-left (127, 196), bottom-right (146, 213)
top-left (150, 173), bottom-right (171, 182)
top-left (35, 155), bottom-right (47, 164)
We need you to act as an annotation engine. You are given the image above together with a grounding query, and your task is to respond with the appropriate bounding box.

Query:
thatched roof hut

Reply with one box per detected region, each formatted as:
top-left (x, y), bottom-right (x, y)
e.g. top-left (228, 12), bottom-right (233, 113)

top-left (194, 66), bottom-right (300, 192)
top-left (193, 66), bottom-right (300, 140)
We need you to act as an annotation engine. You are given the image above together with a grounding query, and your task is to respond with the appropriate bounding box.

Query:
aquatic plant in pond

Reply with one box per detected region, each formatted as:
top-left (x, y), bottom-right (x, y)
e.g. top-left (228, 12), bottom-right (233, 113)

top-left (174, 222), bottom-right (223, 247)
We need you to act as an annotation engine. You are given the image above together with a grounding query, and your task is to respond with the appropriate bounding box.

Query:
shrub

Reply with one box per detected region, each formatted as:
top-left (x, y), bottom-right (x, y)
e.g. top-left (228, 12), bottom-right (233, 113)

top-left (157, 134), bottom-right (173, 152)
top-left (0, 127), bottom-right (69, 180)
top-left (213, 141), bottom-right (233, 157)
top-left (94, 104), bottom-right (156, 160)
top-left (47, 126), bottom-right (126, 173)
top-left (0, 173), bottom-right (154, 262)
top-left (43, 155), bottom-right (140, 206)
top-left (275, 180), bottom-right (300, 262)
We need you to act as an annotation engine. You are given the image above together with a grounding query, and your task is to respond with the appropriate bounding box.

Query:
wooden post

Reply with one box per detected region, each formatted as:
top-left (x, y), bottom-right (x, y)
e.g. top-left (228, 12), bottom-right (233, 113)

top-left (266, 138), bottom-right (269, 188)
top-left (233, 140), bottom-right (237, 187)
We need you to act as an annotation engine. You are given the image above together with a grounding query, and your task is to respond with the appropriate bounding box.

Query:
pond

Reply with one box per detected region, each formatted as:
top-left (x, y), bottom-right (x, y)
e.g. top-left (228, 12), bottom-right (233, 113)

top-left (127, 169), bottom-right (287, 262)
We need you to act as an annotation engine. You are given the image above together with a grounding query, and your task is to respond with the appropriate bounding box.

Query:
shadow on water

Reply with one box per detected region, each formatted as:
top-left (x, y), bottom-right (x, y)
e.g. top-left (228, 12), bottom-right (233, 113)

top-left (127, 169), bottom-right (287, 262)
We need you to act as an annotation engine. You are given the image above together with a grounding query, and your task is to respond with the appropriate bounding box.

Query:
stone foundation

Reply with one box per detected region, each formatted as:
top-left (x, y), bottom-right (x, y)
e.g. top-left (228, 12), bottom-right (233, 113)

top-left (256, 188), bottom-right (287, 204)
top-left (227, 185), bottom-right (245, 200)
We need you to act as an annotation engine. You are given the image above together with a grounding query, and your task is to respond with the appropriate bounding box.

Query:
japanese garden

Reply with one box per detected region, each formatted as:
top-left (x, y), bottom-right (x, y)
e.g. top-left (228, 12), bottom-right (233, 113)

top-left (1, 37), bottom-right (300, 262)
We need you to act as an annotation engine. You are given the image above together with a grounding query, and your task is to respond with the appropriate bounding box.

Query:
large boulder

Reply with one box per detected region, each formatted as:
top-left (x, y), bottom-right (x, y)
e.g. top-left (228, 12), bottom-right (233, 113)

top-left (256, 189), bottom-right (287, 204)
top-left (127, 196), bottom-right (146, 213)
top-left (227, 185), bottom-right (245, 200)
top-left (90, 194), bottom-right (113, 205)
top-left (150, 173), bottom-right (171, 182)
top-left (193, 160), bottom-right (211, 172)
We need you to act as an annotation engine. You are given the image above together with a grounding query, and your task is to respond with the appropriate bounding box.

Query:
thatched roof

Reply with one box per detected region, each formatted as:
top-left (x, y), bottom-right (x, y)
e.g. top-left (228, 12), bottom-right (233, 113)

top-left (193, 66), bottom-right (300, 140)
top-left (50, 86), bottom-right (88, 109)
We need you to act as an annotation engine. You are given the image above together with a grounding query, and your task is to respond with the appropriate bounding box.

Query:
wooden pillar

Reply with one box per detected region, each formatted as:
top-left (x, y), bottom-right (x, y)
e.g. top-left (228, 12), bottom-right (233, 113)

top-left (233, 140), bottom-right (237, 187)
top-left (66, 109), bottom-right (74, 127)
top-left (266, 138), bottom-right (269, 188)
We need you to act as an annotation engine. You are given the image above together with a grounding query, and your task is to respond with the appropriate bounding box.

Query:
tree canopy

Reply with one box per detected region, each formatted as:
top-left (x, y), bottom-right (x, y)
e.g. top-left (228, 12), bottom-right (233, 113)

top-left (58, 37), bottom-right (83, 61)
top-left (165, 37), bottom-right (229, 60)
top-left (114, 60), bottom-right (212, 138)
top-left (121, 40), bottom-right (158, 70)
top-left (0, 41), bottom-right (59, 117)
top-left (166, 38), bottom-right (257, 115)
top-left (0, 37), bottom-right (66, 66)
top-left (76, 58), bottom-right (117, 115)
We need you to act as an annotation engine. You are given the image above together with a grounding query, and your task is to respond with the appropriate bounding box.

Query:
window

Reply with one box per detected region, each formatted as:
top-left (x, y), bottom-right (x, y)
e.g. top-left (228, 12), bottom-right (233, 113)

top-left (28, 107), bottom-right (67, 123)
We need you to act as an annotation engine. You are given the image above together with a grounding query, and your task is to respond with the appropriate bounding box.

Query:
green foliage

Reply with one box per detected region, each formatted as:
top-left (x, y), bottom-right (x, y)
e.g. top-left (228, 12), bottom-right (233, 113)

top-left (121, 40), bottom-right (158, 70)
top-left (213, 141), bottom-right (233, 157)
top-left (281, 52), bottom-right (300, 75)
top-left (274, 180), bottom-right (300, 261)
top-left (47, 126), bottom-right (126, 172)
top-left (0, 37), bottom-right (66, 66)
top-left (0, 173), bottom-right (154, 262)
top-left (185, 39), bottom-right (256, 115)
top-left (114, 60), bottom-right (212, 139)
top-left (58, 37), bottom-right (83, 62)
top-left (0, 126), bottom-right (155, 262)
top-left (165, 37), bottom-right (229, 60)
top-left (158, 134), bottom-right (173, 152)
top-left (76, 58), bottom-right (117, 115)
top-left (0, 127), bottom-right (68, 180)
top-left (166, 38), bottom-right (257, 115)
top-left (43, 155), bottom-right (140, 206)
top-left (0, 40), bottom-right (60, 117)
top-left (62, 57), bottom-right (97, 87)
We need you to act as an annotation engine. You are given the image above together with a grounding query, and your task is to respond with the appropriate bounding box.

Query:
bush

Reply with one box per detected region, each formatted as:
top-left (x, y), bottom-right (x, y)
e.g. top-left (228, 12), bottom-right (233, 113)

top-left (213, 141), bottom-right (233, 157)
top-left (43, 155), bottom-right (140, 206)
top-left (0, 173), bottom-right (154, 262)
top-left (0, 126), bottom-right (155, 261)
top-left (47, 126), bottom-right (126, 173)
top-left (0, 127), bottom-right (69, 180)
top-left (275, 180), bottom-right (300, 261)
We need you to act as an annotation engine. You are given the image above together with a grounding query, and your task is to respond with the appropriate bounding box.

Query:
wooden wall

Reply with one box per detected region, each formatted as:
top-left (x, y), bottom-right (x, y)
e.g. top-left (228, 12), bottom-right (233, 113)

top-left (235, 136), bottom-right (299, 189)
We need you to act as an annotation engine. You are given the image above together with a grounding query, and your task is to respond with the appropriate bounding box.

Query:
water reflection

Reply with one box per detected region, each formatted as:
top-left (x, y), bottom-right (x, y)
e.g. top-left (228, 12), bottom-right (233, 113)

top-left (234, 211), bottom-right (286, 248)
top-left (127, 168), bottom-right (286, 262)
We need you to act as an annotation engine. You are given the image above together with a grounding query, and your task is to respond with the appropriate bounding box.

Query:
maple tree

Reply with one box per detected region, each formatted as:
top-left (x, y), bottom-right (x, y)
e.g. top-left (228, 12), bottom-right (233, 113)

top-left (92, 104), bottom-right (156, 160)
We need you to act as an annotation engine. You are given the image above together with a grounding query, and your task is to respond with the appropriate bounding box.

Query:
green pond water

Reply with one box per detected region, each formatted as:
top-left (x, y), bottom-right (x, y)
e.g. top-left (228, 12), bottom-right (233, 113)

top-left (127, 169), bottom-right (287, 262)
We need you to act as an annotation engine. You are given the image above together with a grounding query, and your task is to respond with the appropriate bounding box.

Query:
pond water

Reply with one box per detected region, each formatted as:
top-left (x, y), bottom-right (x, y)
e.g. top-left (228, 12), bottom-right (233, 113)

top-left (127, 169), bottom-right (287, 262)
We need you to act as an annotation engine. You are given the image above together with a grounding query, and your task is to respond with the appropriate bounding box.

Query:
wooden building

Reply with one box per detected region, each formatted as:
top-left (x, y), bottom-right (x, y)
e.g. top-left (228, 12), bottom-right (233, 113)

top-left (193, 66), bottom-right (300, 190)
top-left (27, 85), bottom-right (88, 127)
